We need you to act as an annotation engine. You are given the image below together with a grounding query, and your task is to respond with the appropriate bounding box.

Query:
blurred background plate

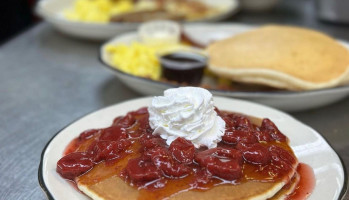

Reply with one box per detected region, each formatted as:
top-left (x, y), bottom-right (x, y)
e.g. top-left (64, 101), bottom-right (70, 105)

top-left (35, 0), bottom-right (239, 40)
top-left (100, 23), bottom-right (349, 112)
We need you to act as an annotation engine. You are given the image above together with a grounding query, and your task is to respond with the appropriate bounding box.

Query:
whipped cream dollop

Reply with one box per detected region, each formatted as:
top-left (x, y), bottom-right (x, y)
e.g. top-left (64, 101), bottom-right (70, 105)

top-left (148, 87), bottom-right (226, 149)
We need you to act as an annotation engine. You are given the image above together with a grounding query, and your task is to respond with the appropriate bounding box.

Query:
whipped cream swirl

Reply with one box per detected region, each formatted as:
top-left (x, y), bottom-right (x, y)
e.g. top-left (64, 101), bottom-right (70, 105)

top-left (148, 87), bottom-right (225, 149)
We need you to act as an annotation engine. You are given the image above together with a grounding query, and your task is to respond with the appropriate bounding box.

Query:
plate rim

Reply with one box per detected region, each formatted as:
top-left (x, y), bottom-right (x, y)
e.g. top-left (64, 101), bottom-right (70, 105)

top-left (38, 97), bottom-right (348, 200)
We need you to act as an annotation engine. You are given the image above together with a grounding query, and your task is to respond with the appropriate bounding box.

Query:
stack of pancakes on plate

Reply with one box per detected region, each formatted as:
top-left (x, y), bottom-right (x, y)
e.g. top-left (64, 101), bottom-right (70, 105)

top-left (207, 25), bottom-right (349, 90)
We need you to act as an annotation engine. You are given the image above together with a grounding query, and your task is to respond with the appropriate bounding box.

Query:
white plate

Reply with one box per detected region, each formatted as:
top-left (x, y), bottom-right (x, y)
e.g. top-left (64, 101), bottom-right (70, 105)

top-left (100, 23), bottom-right (349, 112)
top-left (38, 97), bottom-right (347, 200)
top-left (35, 0), bottom-right (239, 40)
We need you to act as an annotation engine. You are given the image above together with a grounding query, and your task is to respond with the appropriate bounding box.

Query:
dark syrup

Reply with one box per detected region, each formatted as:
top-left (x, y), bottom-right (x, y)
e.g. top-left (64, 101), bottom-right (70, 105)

top-left (160, 52), bottom-right (207, 85)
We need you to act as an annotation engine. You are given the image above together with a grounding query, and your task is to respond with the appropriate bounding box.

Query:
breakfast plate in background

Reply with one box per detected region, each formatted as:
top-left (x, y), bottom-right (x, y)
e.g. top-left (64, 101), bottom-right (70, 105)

top-left (99, 23), bottom-right (349, 112)
top-left (38, 96), bottom-right (347, 199)
top-left (35, 0), bottom-right (239, 40)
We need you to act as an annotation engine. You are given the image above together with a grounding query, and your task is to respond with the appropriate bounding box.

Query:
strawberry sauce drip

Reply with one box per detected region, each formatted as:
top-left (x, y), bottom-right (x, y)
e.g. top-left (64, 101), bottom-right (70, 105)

top-left (286, 163), bottom-right (315, 200)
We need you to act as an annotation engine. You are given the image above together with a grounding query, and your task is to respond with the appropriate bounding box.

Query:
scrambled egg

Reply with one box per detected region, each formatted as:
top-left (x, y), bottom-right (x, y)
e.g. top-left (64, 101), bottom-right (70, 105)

top-left (64, 0), bottom-right (221, 23)
top-left (65, 0), bottom-right (134, 23)
top-left (106, 42), bottom-right (191, 80)
top-left (106, 43), bottom-right (161, 80)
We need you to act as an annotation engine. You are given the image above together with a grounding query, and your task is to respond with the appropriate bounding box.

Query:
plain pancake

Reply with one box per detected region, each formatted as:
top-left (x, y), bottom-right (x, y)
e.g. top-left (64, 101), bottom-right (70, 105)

top-left (207, 25), bottom-right (349, 90)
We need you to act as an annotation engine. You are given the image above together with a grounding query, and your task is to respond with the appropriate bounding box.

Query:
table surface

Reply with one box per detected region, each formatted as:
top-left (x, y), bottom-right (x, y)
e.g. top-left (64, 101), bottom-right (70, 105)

top-left (1, 0), bottom-right (349, 199)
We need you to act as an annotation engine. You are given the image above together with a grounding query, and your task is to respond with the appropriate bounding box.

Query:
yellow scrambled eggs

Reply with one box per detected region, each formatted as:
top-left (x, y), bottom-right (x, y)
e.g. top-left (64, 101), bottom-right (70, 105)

top-left (106, 43), bottom-right (161, 80)
top-left (106, 42), bottom-right (191, 80)
top-left (65, 0), bottom-right (134, 23)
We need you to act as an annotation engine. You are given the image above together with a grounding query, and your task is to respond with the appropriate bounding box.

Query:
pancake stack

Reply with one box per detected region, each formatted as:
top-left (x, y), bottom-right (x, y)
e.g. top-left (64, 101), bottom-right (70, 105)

top-left (207, 25), bottom-right (349, 90)
top-left (75, 116), bottom-right (300, 200)
top-left (77, 173), bottom-right (299, 200)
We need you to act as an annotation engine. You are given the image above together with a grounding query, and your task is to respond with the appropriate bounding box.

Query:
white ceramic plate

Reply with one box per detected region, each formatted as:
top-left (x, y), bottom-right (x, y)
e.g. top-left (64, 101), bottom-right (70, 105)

top-left (38, 97), bottom-right (347, 199)
top-left (35, 0), bottom-right (239, 40)
top-left (100, 23), bottom-right (349, 112)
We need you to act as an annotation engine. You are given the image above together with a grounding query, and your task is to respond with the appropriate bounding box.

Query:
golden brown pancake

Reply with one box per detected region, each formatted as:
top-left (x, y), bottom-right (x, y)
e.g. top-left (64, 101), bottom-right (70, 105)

top-left (270, 172), bottom-right (300, 200)
top-left (77, 163), bottom-right (298, 200)
top-left (75, 116), bottom-right (298, 200)
top-left (207, 25), bottom-right (349, 90)
top-left (78, 177), bottom-right (286, 200)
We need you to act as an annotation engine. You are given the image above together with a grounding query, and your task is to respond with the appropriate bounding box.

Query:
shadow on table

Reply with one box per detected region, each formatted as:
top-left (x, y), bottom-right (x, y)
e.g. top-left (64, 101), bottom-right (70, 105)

top-left (98, 76), bottom-right (142, 107)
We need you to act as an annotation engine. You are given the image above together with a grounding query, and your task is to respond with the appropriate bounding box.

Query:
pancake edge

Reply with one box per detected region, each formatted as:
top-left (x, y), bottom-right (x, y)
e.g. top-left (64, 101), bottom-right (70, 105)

top-left (208, 65), bottom-right (349, 90)
top-left (77, 177), bottom-right (289, 200)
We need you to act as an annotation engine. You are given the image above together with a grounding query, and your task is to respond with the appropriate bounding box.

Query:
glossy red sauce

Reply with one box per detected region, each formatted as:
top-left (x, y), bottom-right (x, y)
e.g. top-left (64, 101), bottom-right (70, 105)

top-left (286, 163), bottom-right (315, 200)
top-left (56, 107), bottom-right (314, 199)
top-left (64, 138), bottom-right (80, 155)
